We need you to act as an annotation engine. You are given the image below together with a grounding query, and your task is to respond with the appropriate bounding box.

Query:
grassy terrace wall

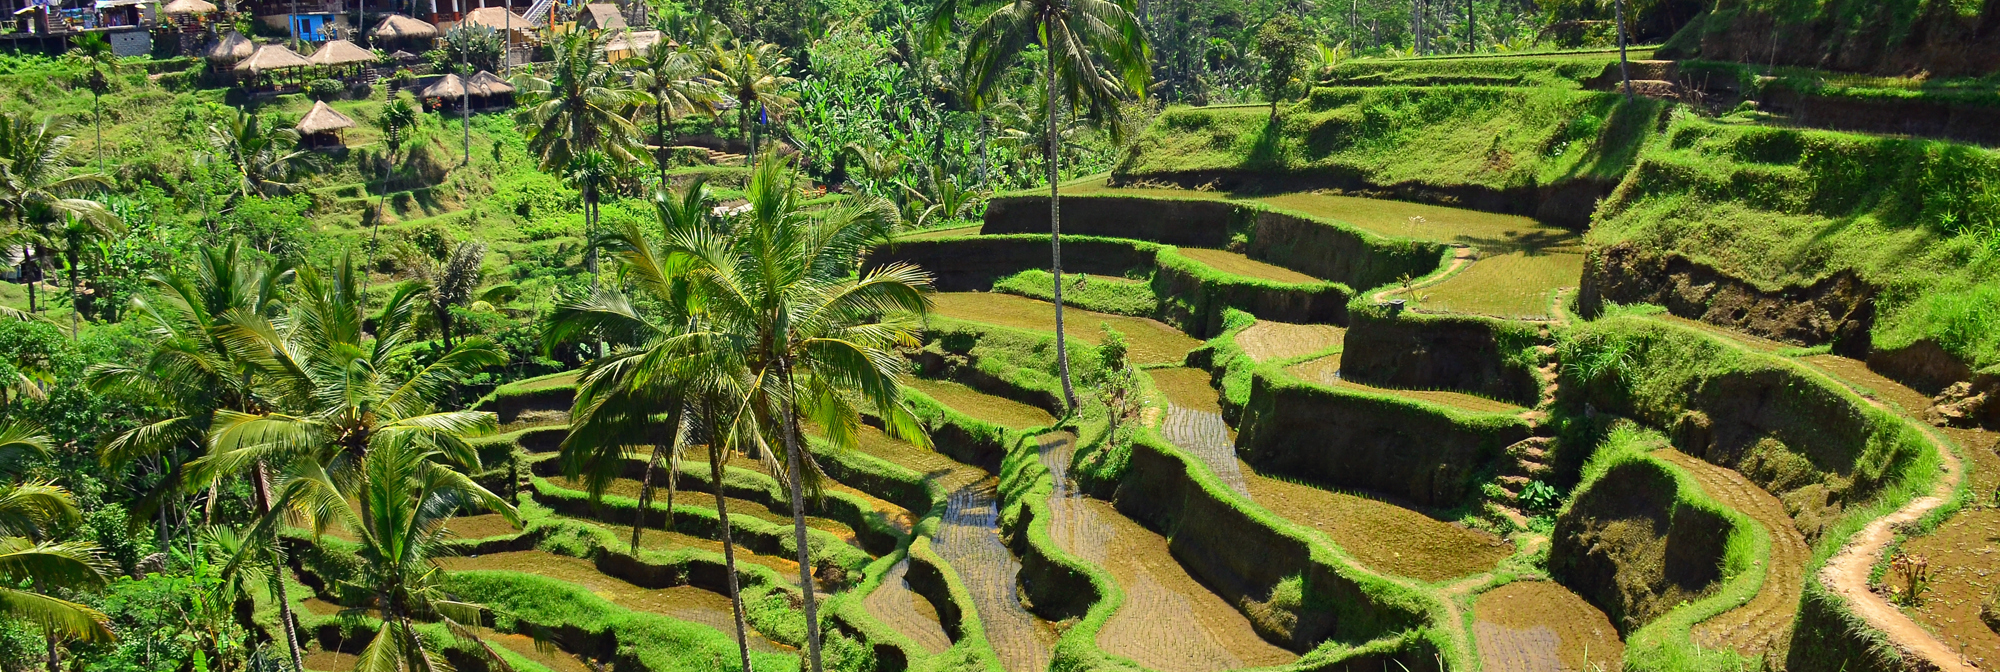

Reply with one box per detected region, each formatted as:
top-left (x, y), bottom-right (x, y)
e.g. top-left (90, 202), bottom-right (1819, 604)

top-left (1318, 51), bottom-right (1638, 89)
top-left (1115, 87), bottom-right (1663, 227)
top-left (981, 194), bottom-right (1444, 295)
top-left (1692, 0), bottom-right (1999, 77)
top-left (1549, 426), bottom-right (1767, 671)
top-left (1587, 114), bottom-right (2000, 379)
top-left (1338, 301), bottom-right (1547, 407)
top-left (472, 369), bottom-right (579, 423)
top-left (871, 234), bottom-right (1358, 336)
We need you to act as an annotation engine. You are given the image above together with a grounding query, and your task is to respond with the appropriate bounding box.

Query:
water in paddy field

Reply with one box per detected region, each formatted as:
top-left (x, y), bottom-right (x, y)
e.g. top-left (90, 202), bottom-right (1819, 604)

top-left (862, 558), bottom-right (952, 655)
top-left (1158, 404), bottom-right (1251, 497)
top-left (1036, 433), bottom-right (1296, 672)
top-left (934, 474), bottom-right (1055, 672)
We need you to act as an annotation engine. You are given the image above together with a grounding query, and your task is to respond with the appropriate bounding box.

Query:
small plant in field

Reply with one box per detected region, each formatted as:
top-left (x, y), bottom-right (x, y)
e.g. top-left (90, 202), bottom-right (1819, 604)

top-left (1889, 553), bottom-right (1932, 605)
top-left (1092, 325), bottom-right (1145, 442)
top-left (1519, 480), bottom-right (1561, 513)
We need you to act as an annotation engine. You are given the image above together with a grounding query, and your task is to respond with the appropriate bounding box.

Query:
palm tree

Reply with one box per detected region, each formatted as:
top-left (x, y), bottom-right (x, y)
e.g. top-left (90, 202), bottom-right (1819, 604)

top-left (56, 206), bottom-right (125, 336)
top-left (945, 0), bottom-right (1151, 408)
top-left (0, 422), bottom-right (117, 672)
top-left (542, 178), bottom-right (771, 672)
top-left (65, 33), bottom-right (125, 175)
top-left (707, 40), bottom-right (796, 156)
top-left (191, 252), bottom-right (505, 672)
top-left (368, 96), bottom-right (421, 257)
top-left (565, 149), bottom-right (621, 289)
top-left (661, 155), bottom-right (933, 672)
top-left (208, 108), bottom-right (315, 198)
top-left (89, 241), bottom-right (292, 552)
top-left (626, 42), bottom-right (715, 186)
top-left (405, 240), bottom-right (489, 349)
top-left (511, 29), bottom-right (652, 174)
top-left (0, 112), bottom-right (114, 316)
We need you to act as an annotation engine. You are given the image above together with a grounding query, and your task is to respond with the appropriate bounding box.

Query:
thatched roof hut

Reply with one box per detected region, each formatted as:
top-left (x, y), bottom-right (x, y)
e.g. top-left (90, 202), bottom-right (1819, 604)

top-left (206, 31), bottom-right (254, 63)
top-left (466, 71), bottom-right (513, 96)
top-left (371, 14), bottom-right (438, 40)
top-left (389, 50), bottom-right (422, 63)
top-left (308, 39), bottom-right (377, 67)
top-left (461, 7), bottom-right (533, 43)
top-left (604, 30), bottom-right (664, 61)
top-left (577, 3), bottom-right (625, 30)
top-left (421, 73), bottom-right (466, 99)
top-left (234, 44), bottom-right (311, 75)
top-left (161, 0), bottom-right (217, 15)
top-left (296, 101), bottom-right (355, 135)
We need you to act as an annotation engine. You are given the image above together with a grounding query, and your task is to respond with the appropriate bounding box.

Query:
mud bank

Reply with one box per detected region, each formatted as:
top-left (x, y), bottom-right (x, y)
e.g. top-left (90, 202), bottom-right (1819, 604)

top-left (1549, 459), bottom-right (1732, 634)
top-left (1580, 242), bottom-right (1876, 356)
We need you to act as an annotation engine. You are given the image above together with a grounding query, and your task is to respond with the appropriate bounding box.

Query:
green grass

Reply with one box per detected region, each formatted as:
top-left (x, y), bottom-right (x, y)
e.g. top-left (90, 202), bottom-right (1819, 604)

top-left (1591, 112), bottom-right (2000, 368)
top-left (1117, 86), bottom-right (1662, 192)
top-left (992, 270), bottom-right (1160, 317)
top-left (1322, 49), bottom-right (1656, 89)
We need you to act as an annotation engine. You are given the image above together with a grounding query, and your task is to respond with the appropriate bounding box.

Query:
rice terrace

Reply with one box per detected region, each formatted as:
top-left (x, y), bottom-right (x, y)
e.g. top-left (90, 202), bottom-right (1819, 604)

top-left (0, 0), bottom-right (1997, 671)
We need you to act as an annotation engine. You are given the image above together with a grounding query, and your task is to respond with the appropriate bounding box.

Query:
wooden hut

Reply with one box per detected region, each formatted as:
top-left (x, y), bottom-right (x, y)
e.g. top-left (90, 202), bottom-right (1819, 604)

top-left (604, 29), bottom-right (664, 62)
top-left (295, 100), bottom-right (355, 148)
top-left (576, 3), bottom-right (625, 31)
top-left (234, 44), bottom-right (312, 86)
top-left (205, 31), bottom-right (255, 66)
top-left (420, 73), bottom-right (467, 109)
top-left (466, 70), bottom-right (514, 108)
top-left (460, 7), bottom-right (534, 47)
top-left (371, 14), bottom-right (439, 50)
top-left (308, 39), bottom-right (378, 77)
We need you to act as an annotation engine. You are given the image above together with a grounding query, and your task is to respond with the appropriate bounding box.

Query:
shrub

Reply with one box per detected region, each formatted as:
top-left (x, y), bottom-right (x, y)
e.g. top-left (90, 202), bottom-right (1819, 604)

top-left (305, 78), bottom-right (343, 101)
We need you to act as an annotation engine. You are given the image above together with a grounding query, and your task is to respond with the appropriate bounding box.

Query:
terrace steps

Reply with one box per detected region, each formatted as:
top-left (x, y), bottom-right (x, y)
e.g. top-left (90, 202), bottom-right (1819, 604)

top-left (1486, 436), bottom-right (1556, 527)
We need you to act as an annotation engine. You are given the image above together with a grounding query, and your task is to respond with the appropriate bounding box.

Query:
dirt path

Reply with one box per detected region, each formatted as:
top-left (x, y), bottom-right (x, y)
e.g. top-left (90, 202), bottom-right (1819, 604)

top-left (863, 558), bottom-right (953, 655)
top-left (438, 550), bottom-right (788, 651)
top-left (1039, 433), bottom-right (1296, 672)
top-left (1649, 317), bottom-right (1975, 671)
top-left (1654, 449), bottom-right (1808, 663)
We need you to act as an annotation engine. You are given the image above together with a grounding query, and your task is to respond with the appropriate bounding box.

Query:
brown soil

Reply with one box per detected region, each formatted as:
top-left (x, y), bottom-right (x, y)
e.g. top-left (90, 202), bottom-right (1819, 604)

top-left (1473, 581), bottom-right (1624, 672)
top-left (905, 377), bottom-right (1056, 430)
top-left (1285, 355), bottom-right (1526, 415)
top-left (1039, 434), bottom-right (1296, 671)
top-left (1655, 449), bottom-right (1808, 663)
top-left (862, 559), bottom-right (953, 655)
top-left (487, 632), bottom-right (596, 672)
top-left (437, 550), bottom-right (787, 651)
top-left (928, 292), bottom-right (1203, 365)
top-left (447, 514), bottom-right (522, 541)
top-left (1240, 462), bottom-right (1511, 583)
top-left (552, 477), bottom-right (860, 545)
top-left (1803, 356), bottom-right (2000, 669)
top-left (1174, 248), bottom-right (1321, 285)
top-left (303, 650), bottom-right (359, 672)
top-left (1234, 321), bottom-right (1345, 364)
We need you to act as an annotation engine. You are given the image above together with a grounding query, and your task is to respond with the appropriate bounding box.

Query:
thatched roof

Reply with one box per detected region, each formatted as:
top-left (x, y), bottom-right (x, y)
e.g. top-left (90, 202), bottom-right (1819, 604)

top-left (295, 100), bottom-right (355, 135)
top-left (234, 44), bottom-right (311, 74)
top-left (371, 14), bottom-right (437, 39)
top-left (205, 31), bottom-right (254, 62)
top-left (605, 29), bottom-right (663, 56)
top-left (461, 7), bottom-right (530, 33)
top-left (161, 0), bottom-right (217, 14)
top-left (308, 39), bottom-right (376, 66)
top-left (421, 73), bottom-right (466, 99)
top-left (578, 3), bottom-right (625, 30)
top-left (467, 71), bottom-right (514, 96)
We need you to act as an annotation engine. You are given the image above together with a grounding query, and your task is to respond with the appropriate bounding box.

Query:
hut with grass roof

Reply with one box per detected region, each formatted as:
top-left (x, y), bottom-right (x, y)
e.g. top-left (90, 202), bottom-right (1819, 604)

top-left (308, 39), bottom-right (378, 78)
top-left (205, 31), bottom-right (254, 65)
top-left (371, 14), bottom-right (438, 50)
top-left (295, 100), bottom-right (356, 149)
top-left (420, 73), bottom-right (467, 110)
top-left (234, 43), bottom-right (311, 87)
top-left (466, 70), bottom-right (515, 107)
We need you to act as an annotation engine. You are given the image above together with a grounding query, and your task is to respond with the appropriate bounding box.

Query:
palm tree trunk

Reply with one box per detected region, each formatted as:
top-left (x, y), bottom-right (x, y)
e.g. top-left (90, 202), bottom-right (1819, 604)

top-left (1045, 38), bottom-right (1078, 411)
top-left (67, 248), bottom-right (80, 338)
top-left (252, 460), bottom-right (307, 672)
top-left (656, 101), bottom-right (667, 187)
top-left (24, 247), bottom-right (37, 314)
top-left (633, 403), bottom-right (679, 554)
top-left (44, 631), bottom-right (58, 672)
top-left (1616, 0), bottom-right (1631, 99)
top-left (706, 403), bottom-right (755, 672)
top-left (777, 358), bottom-right (824, 672)
top-left (94, 91), bottom-right (103, 175)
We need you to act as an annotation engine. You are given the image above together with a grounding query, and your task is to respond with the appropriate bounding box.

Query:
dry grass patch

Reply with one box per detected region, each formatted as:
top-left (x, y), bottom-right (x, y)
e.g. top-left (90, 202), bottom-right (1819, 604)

top-left (904, 377), bottom-right (1056, 430)
top-left (1174, 248), bottom-right (1321, 284)
top-left (1235, 321), bottom-right (1345, 363)
top-left (1239, 464), bottom-right (1511, 582)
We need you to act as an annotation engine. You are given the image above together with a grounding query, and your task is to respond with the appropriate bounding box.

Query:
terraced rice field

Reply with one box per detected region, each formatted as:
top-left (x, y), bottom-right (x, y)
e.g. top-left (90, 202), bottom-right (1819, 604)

top-left (1147, 368), bottom-right (1250, 495)
top-left (570, 517), bottom-right (807, 581)
top-left (1655, 449), bottom-right (1807, 663)
top-left (904, 377), bottom-right (1056, 430)
top-left (897, 224), bottom-right (983, 241)
top-left (447, 513), bottom-right (523, 540)
top-left (850, 426), bottom-right (1055, 672)
top-left (487, 632), bottom-right (596, 672)
top-left (1473, 581), bottom-right (1624, 672)
top-left (1285, 354), bottom-right (1527, 414)
top-left (724, 454), bottom-right (917, 535)
top-left (927, 292), bottom-right (1202, 365)
top-left (1037, 433), bottom-right (1296, 671)
top-left (1173, 248), bottom-right (1321, 284)
top-left (437, 550), bottom-right (789, 652)
top-left (1235, 321), bottom-right (1345, 363)
top-left (304, 650), bottom-right (360, 672)
top-left (551, 476), bottom-right (861, 544)
top-left (862, 559), bottom-right (953, 654)
top-left (1411, 247), bottom-right (1585, 319)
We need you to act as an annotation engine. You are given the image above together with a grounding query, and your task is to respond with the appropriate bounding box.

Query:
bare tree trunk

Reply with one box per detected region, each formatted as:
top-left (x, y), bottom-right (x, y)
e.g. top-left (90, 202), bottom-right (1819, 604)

top-left (777, 359), bottom-right (823, 672)
top-left (1046, 37), bottom-right (1077, 411)
top-left (253, 461), bottom-right (306, 672)
top-left (706, 404), bottom-right (755, 672)
top-left (1616, 0), bottom-right (1631, 99)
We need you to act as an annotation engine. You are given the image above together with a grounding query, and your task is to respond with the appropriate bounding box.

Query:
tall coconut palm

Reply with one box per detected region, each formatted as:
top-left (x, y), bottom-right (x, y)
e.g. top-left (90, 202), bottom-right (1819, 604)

top-left (0, 112), bottom-right (114, 316)
top-left (405, 239), bottom-right (488, 349)
top-left (541, 177), bottom-right (768, 671)
top-left (88, 241), bottom-right (292, 554)
top-left (208, 108), bottom-right (316, 198)
top-left (65, 33), bottom-right (124, 175)
top-left (942, 0), bottom-right (1150, 409)
top-left (626, 42), bottom-right (715, 185)
top-left (707, 40), bottom-right (796, 155)
top-left (511, 29), bottom-right (652, 174)
top-left (565, 149), bottom-right (621, 289)
top-left (663, 155), bottom-right (933, 672)
top-left (0, 423), bottom-right (117, 672)
top-left (368, 96), bottom-right (421, 258)
top-left (191, 252), bottom-right (505, 672)
top-left (55, 206), bottom-right (125, 335)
